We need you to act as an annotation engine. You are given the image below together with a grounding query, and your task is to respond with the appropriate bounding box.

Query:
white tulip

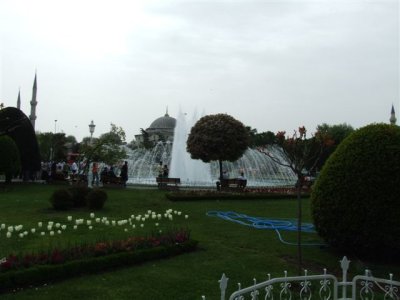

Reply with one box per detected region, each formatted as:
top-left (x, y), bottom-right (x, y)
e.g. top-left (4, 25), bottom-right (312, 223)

top-left (6, 232), bottom-right (11, 238)
top-left (67, 216), bottom-right (72, 221)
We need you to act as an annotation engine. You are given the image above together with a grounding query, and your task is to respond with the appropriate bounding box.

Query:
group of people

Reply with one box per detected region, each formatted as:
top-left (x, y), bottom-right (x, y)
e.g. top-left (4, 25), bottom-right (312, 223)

top-left (91, 161), bottom-right (128, 187)
top-left (157, 161), bottom-right (169, 178)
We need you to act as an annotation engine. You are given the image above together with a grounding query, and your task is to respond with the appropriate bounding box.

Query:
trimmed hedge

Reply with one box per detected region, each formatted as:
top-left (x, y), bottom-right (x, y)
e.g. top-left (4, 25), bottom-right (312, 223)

top-left (49, 188), bottom-right (74, 210)
top-left (0, 239), bottom-right (198, 293)
top-left (311, 123), bottom-right (400, 260)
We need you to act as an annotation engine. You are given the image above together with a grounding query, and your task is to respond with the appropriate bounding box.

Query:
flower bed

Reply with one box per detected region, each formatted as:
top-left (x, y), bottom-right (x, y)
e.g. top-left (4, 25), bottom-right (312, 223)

top-left (0, 229), bottom-right (197, 292)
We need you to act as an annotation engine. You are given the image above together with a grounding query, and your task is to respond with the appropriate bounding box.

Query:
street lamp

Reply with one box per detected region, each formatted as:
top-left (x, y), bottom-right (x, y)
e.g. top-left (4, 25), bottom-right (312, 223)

top-left (89, 120), bottom-right (96, 143)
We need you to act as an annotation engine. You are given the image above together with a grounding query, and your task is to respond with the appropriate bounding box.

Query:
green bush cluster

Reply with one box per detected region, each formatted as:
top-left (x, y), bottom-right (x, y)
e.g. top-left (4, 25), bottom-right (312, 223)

top-left (50, 187), bottom-right (107, 211)
top-left (311, 124), bottom-right (400, 260)
top-left (86, 189), bottom-right (107, 210)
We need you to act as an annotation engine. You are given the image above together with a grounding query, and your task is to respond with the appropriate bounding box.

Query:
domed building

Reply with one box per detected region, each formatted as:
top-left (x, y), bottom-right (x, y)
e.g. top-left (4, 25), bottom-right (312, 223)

top-left (135, 110), bottom-right (176, 146)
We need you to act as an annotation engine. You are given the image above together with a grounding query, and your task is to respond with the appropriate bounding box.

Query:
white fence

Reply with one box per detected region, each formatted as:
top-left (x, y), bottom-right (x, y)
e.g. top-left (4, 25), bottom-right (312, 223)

top-left (202, 257), bottom-right (400, 300)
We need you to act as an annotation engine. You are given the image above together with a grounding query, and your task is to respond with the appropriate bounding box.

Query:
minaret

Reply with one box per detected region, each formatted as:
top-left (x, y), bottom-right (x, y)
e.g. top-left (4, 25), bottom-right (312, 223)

top-left (390, 104), bottom-right (397, 125)
top-left (29, 73), bottom-right (38, 129)
top-left (17, 89), bottom-right (21, 110)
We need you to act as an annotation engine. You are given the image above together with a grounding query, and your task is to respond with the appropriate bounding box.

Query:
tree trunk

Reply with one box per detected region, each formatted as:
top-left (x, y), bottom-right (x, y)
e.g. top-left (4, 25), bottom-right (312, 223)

top-left (296, 174), bottom-right (303, 275)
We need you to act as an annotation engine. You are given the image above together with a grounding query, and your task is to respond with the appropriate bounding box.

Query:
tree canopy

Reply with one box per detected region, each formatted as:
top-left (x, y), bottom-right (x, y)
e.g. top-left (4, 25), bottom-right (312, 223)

top-left (0, 135), bottom-right (21, 183)
top-left (186, 113), bottom-right (249, 179)
top-left (80, 123), bottom-right (127, 167)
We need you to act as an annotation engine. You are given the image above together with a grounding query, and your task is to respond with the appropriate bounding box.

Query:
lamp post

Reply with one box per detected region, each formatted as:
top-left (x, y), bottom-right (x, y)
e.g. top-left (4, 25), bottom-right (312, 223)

top-left (54, 120), bottom-right (57, 134)
top-left (89, 120), bottom-right (96, 144)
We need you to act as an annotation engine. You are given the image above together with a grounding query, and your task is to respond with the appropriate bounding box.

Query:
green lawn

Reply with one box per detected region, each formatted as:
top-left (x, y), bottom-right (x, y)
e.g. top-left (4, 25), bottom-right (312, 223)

top-left (0, 184), bottom-right (398, 299)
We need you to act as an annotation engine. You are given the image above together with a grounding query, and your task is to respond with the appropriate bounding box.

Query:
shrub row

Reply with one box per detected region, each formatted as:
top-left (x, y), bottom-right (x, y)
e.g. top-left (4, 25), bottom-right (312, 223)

top-left (50, 186), bottom-right (107, 210)
top-left (0, 239), bottom-right (198, 293)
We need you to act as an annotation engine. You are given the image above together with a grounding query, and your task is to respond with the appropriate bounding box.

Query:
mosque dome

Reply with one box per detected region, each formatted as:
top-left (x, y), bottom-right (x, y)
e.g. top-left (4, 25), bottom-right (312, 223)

top-left (148, 113), bottom-right (176, 130)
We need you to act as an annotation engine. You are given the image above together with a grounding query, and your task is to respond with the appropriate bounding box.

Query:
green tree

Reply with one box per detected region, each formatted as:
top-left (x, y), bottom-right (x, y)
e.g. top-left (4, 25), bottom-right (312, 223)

top-left (0, 135), bottom-right (21, 183)
top-left (187, 114), bottom-right (249, 180)
top-left (36, 132), bottom-right (69, 161)
top-left (80, 124), bottom-right (127, 170)
top-left (312, 123), bottom-right (354, 172)
top-left (259, 127), bottom-right (331, 274)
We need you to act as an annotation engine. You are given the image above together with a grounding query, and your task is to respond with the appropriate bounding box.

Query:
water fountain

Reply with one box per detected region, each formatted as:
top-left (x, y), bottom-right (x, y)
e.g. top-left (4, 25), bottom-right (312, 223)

top-left (126, 111), bottom-right (296, 187)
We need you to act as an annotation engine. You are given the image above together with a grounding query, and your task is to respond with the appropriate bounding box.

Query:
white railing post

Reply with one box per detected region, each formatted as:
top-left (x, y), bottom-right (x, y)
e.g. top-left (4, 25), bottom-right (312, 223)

top-left (340, 256), bottom-right (350, 300)
top-left (219, 273), bottom-right (229, 300)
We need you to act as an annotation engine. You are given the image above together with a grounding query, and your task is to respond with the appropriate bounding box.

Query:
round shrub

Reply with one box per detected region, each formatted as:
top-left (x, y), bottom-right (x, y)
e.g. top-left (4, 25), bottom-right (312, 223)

top-left (311, 123), bottom-right (400, 260)
top-left (86, 189), bottom-right (107, 210)
top-left (68, 186), bottom-right (92, 207)
top-left (50, 188), bottom-right (74, 210)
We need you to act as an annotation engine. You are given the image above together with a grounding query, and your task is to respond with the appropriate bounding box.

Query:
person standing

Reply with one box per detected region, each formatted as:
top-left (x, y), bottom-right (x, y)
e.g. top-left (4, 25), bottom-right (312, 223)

top-left (120, 161), bottom-right (128, 187)
top-left (163, 164), bottom-right (169, 178)
top-left (92, 162), bottom-right (99, 186)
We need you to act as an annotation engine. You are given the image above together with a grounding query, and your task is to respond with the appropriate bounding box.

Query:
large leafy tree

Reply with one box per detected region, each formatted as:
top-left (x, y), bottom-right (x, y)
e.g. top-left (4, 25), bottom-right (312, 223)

top-left (187, 114), bottom-right (249, 180)
top-left (311, 123), bottom-right (354, 172)
top-left (80, 123), bottom-right (127, 170)
top-left (0, 135), bottom-right (21, 183)
top-left (258, 127), bottom-right (332, 274)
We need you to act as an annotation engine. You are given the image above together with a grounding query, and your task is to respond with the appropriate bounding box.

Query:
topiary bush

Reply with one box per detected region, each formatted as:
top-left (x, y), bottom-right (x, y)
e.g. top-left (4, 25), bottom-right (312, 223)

top-left (50, 188), bottom-right (74, 210)
top-left (311, 123), bottom-right (400, 260)
top-left (68, 186), bottom-right (92, 207)
top-left (86, 189), bottom-right (107, 210)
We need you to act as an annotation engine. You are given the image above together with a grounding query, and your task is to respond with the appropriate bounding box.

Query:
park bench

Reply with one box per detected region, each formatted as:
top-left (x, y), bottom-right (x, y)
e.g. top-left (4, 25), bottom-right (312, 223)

top-left (101, 175), bottom-right (124, 187)
top-left (156, 177), bottom-right (181, 190)
top-left (218, 178), bottom-right (247, 191)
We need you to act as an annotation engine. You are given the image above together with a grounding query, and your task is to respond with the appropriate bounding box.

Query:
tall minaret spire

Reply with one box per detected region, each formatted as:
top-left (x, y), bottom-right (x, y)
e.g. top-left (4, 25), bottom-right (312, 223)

top-left (390, 104), bottom-right (397, 125)
top-left (17, 88), bottom-right (21, 110)
top-left (29, 72), bottom-right (38, 129)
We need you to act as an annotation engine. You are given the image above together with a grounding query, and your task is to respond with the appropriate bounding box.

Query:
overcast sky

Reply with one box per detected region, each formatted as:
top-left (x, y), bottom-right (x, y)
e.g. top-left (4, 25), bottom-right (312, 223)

top-left (0, 0), bottom-right (398, 142)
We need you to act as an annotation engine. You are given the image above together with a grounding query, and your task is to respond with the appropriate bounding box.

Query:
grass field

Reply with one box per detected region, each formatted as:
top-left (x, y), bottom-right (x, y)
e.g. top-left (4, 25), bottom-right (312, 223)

top-left (0, 184), bottom-right (398, 299)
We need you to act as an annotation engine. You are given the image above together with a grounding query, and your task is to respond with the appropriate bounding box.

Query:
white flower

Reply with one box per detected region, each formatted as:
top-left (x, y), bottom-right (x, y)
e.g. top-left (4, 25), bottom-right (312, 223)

top-left (31, 228), bottom-right (36, 233)
top-left (73, 225), bottom-right (78, 230)
top-left (155, 223), bottom-right (159, 227)
top-left (95, 218), bottom-right (101, 223)
top-left (15, 225), bottom-right (23, 231)
top-left (67, 216), bottom-right (73, 221)
top-left (86, 220), bottom-right (92, 225)
top-left (147, 210), bottom-right (152, 214)
top-left (185, 215), bottom-right (189, 219)
top-left (48, 221), bottom-right (54, 226)
top-left (55, 223), bottom-right (61, 228)
top-left (90, 213), bottom-right (95, 218)
top-left (50, 231), bottom-right (54, 236)
top-left (88, 226), bottom-right (93, 230)
top-left (57, 230), bottom-right (62, 234)
top-left (135, 216), bottom-right (141, 221)
top-left (168, 215), bottom-right (173, 221)
top-left (105, 221), bottom-right (110, 226)
top-left (7, 226), bottom-right (13, 233)
top-left (140, 224), bottom-right (144, 228)
top-left (151, 215), bottom-right (156, 220)
top-left (47, 225), bottom-right (52, 231)
top-left (159, 229), bottom-right (162, 233)
top-left (38, 222), bottom-right (42, 227)
top-left (6, 232), bottom-right (11, 238)
top-left (141, 218), bottom-right (146, 222)
top-left (132, 224), bottom-right (136, 229)
top-left (1, 224), bottom-right (5, 229)
top-left (124, 228), bottom-right (128, 232)
top-left (174, 210), bottom-right (178, 214)
top-left (157, 214), bottom-right (162, 220)
top-left (144, 214), bottom-right (149, 219)
top-left (177, 211), bottom-right (182, 216)
top-left (61, 225), bottom-right (67, 230)
top-left (130, 214), bottom-right (135, 219)
top-left (19, 233), bottom-right (24, 238)
top-left (41, 232), bottom-right (45, 236)
top-left (112, 220), bottom-right (116, 226)
top-left (23, 231), bottom-right (28, 236)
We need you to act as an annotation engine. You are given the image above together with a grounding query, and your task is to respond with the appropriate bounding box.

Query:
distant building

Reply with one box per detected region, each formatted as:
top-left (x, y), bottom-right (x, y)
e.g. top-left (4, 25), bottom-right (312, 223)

top-left (135, 109), bottom-right (176, 146)
top-left (15, 73), bottom-right (38, 130)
